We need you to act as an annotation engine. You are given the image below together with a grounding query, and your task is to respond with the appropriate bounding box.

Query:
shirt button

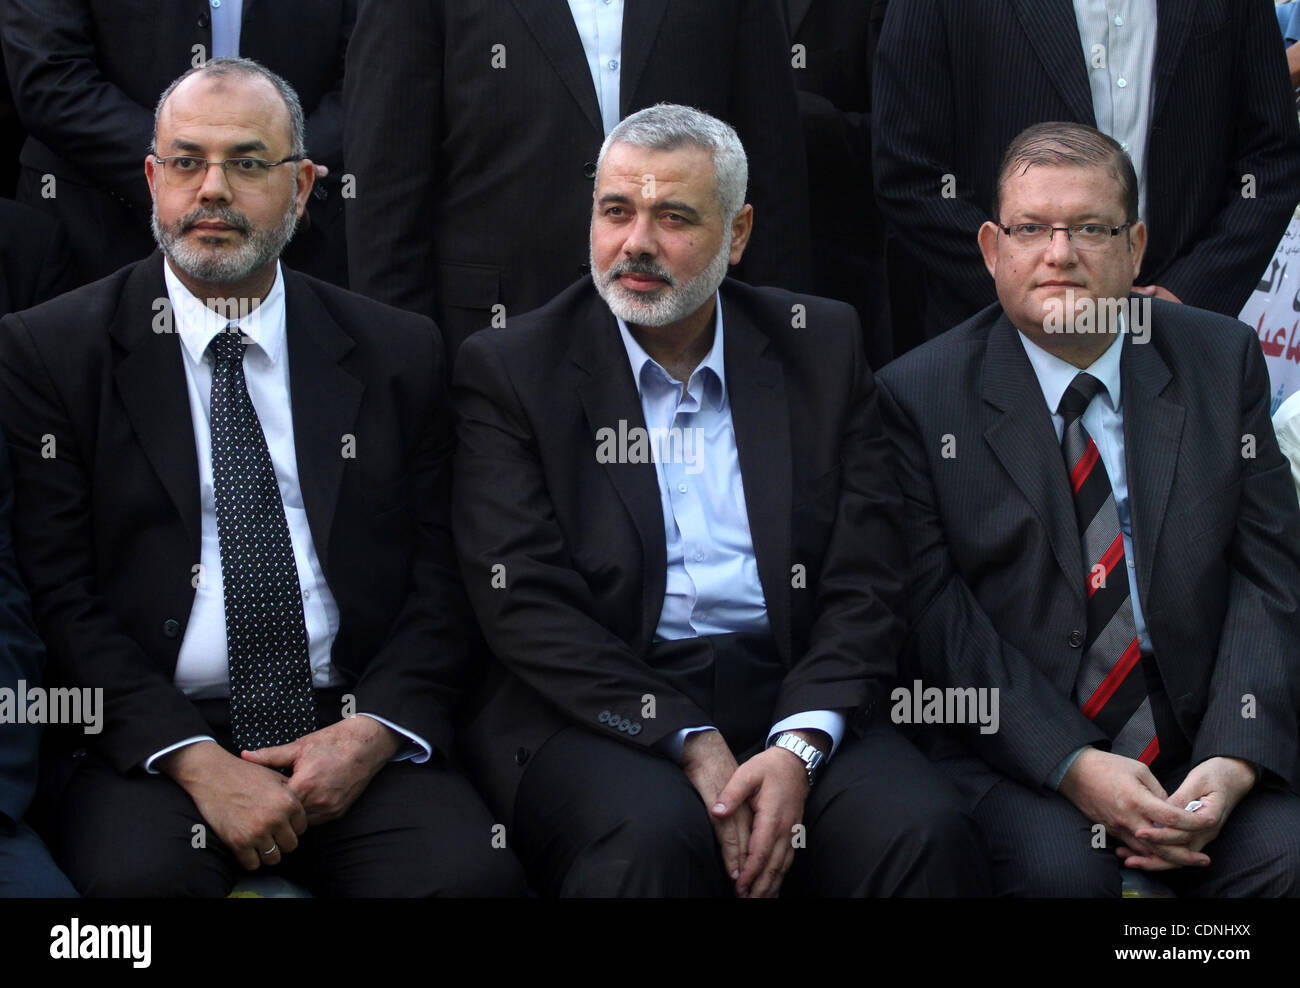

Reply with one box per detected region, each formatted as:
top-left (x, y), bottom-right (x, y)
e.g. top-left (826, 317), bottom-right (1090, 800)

top-left (694, 551), bottom-right (705, 561)
top-left (302, 589), bottom-right (312, 600)
top-left (1114, 14), bottom-right (1123, 26)
top-left (1120, 141), bottom-right (1130, 152)
top-left (1127, 559), bottom-right (1135, 569)
top-left (608, 59), bottom-right (619, 70)
top-left (211, 0), bottom-right (221, 7)
top-left (1116, 78), bottom-right (1127, 88)
top-left (677, 483), bottom-right (688, 493)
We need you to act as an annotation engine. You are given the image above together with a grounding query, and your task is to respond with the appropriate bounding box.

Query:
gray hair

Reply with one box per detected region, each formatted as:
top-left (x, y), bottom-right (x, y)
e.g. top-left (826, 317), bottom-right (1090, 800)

top-left (151, 56), bottom-right (306, 159)
top-left (596, 103), bottom-right (748, 220)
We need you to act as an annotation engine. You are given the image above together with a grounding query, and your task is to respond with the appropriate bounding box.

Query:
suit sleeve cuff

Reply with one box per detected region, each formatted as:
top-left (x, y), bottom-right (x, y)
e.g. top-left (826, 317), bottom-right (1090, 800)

top-left (1047, 745), bottom-right (1091, 791)
top-left (357, 713), bottom-right (430, 763)
top-left (143, 735), bottom-right (217, 775)
top-left (767, 711), bottom-right (845, 759)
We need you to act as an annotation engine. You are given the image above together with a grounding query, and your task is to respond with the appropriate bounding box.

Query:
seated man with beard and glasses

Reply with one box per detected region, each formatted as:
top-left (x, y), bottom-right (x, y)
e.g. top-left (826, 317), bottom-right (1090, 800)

top-left (451, 103), bottom-right (988, 898)
top-left (0, 57), bottom-right (525, 897)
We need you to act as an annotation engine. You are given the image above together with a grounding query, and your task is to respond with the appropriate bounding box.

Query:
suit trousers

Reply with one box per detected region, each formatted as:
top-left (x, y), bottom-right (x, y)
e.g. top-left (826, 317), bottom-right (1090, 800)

top-left (0, 815), bottom-right (77, 897)
top-left (510, 634), bottom-right (991, 897)
top-left (958, 758), bottom-right (1300, 897)
top-left (54, 689), bottom-right (526, 897)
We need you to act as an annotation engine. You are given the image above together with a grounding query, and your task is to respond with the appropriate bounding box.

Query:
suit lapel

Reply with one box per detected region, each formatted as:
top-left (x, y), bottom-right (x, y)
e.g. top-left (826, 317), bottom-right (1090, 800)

top-left (282, 269), bottom-right (362, 579)
top-left (1008, 0), bottom-right (1096, 125)
top-left (111, 254), bottom-right (202, 548)
top-left (1118, 318), bottom-right (1182, 612)
top-left (570, 291), bottom-right (667, 647)
top-left (786, 0), bottom-right (815, 38)
top-left (510, 0), bottom-right (604, 135)
top-left (1151, 0), bottom-right (1195, 128)
top-left (723, 292), bottom-right (793, 664)
top-left (618, 0), bottom-right (669, 117)
top-left (981, 316), bottom-right (1085, 599)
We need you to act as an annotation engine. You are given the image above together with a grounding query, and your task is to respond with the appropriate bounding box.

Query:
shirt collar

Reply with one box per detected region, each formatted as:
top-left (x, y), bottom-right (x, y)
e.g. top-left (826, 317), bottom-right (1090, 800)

top-left (1016, 319), bottom-right (1124, 418)
top-left (615, 291), bottom-right (726, 411)
top-left (164, 259), bottom-right (287, 367)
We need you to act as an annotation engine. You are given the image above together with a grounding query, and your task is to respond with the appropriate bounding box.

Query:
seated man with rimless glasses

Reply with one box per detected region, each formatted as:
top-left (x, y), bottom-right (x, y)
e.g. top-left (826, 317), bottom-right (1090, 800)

top-left (876, 121), bottom-right (1300, 896)
top-left (0, 57), bottom-right (524, 897)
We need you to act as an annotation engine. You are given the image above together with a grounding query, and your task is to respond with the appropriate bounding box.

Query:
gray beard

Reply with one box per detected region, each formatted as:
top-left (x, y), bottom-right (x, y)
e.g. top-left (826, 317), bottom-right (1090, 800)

top-left (592, 234), bottom-right (732, 328)
top-left (151, 194), bottom-right (299, 284)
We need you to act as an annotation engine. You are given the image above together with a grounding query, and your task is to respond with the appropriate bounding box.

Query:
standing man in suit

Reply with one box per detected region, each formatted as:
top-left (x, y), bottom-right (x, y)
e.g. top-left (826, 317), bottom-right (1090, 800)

top-left (0, 58), bottom-right (524, 897)
top-left (0, 198), bottom-right (77, 317)
top-left (0, 431), bottom-right (76, 898)
top-left (453, 103), bottom-right (987, 898)
top-left (877, 122), bottom-right (1300, 896)
top-left (872, 0), bottom-right (1300, 340)
top-left (786, 0), bottom-right (891, 369)
top-left (343, 0), bottom-right (811, 359)
top-left (2, 0), bottom-right (354, 287)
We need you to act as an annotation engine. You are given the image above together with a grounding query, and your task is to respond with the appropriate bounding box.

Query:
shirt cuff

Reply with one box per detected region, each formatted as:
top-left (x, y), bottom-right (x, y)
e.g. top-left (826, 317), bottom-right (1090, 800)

top-left (767, 711), bottom-right (845, 759)
top-left (357, 712), bottom-right (431, 763)
top-left (143, 735), bottom-right (217, 775)
top-left (1047, 745), bottom-right (1091, 791)
top-left (659, 725), bottom-right (717, 764)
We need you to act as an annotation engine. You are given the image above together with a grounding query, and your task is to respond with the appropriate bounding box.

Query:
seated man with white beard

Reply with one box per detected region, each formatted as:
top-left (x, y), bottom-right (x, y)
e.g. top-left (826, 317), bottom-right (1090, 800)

top-left (0, 57), bottom-right (524, 897)
top-left (451, 103), bottom-right (989, 897)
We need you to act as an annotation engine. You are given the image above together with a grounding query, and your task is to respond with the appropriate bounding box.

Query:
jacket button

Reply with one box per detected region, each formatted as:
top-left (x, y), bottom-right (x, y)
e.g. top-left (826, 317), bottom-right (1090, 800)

top-left (597, 710), bottom-right (610, 723)
top-left (628, 723), bottom-right (642, 736)
top-left (197, 15), bottom-right (209, 28)
top-left (1068, 629), bottom-right (1084, 648)
top-left (514, 746), bottom-right (529, 766)
top-left (618, 717), bottom-right (631, 732)
top-left (71, 747), bottom-right (87, 759)
top-left (163, 618), bottom-right (181, 638)
top-left (583, 161), bottom-right (597, 179)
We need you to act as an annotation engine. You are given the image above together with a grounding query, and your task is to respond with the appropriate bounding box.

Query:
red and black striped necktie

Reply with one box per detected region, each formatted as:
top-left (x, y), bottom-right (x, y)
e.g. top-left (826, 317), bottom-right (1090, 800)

top-left (1057, 372), bottom-right (1159, 765)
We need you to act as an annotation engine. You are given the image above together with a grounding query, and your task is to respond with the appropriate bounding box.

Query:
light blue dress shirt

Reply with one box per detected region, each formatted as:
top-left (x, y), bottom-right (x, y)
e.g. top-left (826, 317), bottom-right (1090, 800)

top-left (615, 295), bottom-right (844, 762)
top-left (1073, 1), bottom-right (1157, 221)
top-left (568, 0), bottom-right (624, 135)
top-left (208, 0), bottom-right (243, 58)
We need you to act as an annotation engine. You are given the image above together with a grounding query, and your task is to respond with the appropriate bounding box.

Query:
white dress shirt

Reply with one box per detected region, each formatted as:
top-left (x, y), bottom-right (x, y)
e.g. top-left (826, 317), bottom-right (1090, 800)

top-left (144, 260), bottom-right (428, 771)
top-left (568, 0), bottom-right (624, 135)
top-left (616, 295), bottom-right (844, 762)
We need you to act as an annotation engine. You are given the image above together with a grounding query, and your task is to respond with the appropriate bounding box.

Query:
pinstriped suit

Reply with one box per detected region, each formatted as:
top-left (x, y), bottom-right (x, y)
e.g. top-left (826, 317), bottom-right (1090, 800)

top-left (877, 299), bottom-right (1300, 895)
top-left (872, 0), bottom-right (1300, 339)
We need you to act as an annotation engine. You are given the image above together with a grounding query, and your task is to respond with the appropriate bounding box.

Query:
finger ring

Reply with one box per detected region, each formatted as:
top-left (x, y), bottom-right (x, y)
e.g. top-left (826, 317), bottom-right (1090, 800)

top-left (261, 843), bottom-right (278, 856)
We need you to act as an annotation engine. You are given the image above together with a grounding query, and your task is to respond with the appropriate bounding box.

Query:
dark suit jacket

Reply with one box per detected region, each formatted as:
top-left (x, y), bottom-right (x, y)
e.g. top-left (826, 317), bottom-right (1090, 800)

top-left (344, 0), bottom-right (812, 359)
top-left (0, 198), bottom-right (76, 317)
top-left (0, 252), bottom-right (476, 777)
top-left (1, 0), bottom-right (355, 286)
top-left (872, 0), bottom-right (1300, 339)
top-left (452, 275), bottom-right (906, 818)
top-left (876, 301), bottom-right (1300, 800)
top-left (0, 431), bottom-right (49, 824)
top-left (787, 0), bottom-right (891, 368)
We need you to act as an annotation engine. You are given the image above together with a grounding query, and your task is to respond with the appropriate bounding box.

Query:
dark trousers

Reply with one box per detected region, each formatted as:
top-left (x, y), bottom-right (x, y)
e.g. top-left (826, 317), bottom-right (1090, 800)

top-left (511, 634), bottom-right (991, 897)
top-left (961, 761), bottom-right (1300, 897)
top-left (55, 689), bottom-right (526, 897)
top-left (0, 815), bottom-right (77, 897)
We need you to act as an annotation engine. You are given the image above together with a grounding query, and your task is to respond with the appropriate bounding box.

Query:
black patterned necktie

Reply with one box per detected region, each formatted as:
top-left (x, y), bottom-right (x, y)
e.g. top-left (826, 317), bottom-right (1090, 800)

top-left (208, 327), bottom-right (317, 752)
top-left (1057, 373), bottom-right (1159, 765)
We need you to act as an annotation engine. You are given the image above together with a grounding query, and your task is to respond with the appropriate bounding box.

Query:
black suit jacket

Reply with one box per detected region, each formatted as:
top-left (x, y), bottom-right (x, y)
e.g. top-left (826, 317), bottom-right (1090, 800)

top-left (0, 198), bottom-right (76, 317)
top-left (0, 431), bottom-right (49, 823)
top-left (452, 276), bottom-right (906, 818)
top-left (343, 0), bottom-right (812, 359)
top-left (872, 0), bottom-right (1300, 338)
top-left (0, 253), bottom-right (476, 776)
top-left (876, 301), bottom-right (1300, 798)
top-left (1, 0), bottom-right (355, 286)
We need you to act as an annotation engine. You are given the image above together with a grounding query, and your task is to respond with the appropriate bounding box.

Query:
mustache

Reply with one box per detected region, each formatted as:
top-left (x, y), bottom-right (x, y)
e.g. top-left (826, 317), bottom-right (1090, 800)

top-left (178, 205), bottom-right (251, 234)
top-left (605, 258), bottom-right (674, 286)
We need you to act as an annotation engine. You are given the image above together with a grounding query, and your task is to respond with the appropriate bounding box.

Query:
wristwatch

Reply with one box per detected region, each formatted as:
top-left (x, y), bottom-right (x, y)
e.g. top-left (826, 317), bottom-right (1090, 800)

top-left (771, 732), bottom-right (825, 787)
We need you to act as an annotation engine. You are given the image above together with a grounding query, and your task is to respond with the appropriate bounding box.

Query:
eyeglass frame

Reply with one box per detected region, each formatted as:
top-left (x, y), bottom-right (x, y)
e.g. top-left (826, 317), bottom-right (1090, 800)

top-left (995, 220), bottom-right (1134, 250)
top-left (151, 153), bottom-right (304, 188)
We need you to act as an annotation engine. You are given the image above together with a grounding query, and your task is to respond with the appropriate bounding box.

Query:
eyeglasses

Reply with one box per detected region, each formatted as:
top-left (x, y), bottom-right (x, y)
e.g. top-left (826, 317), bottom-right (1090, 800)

top-left (153, 154), bottom-right (301, 190)
top-left (997, 222), bottom-right (1132, 251)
